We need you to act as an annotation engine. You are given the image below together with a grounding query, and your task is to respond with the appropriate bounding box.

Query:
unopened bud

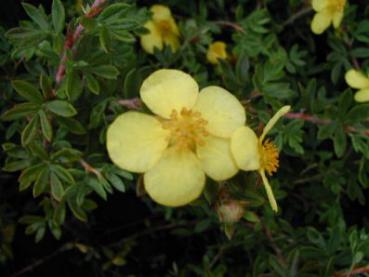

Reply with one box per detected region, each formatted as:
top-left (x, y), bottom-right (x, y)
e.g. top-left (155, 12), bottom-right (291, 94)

top-left (216, 200), bottom-right (246, 224)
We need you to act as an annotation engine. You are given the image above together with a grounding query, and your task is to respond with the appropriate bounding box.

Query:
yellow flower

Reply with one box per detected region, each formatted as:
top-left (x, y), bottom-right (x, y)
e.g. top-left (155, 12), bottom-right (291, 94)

top-left (345, 69), bottom-right (369, 103)
top-left (207, 41), bottom-right (228, 64)
top-left (230, 106), bottom-right (291, 212)
top-left (107, 69), bottom-right (246, 207)
top-left (311, 0), bottom-right (346, 35)
top-left (140, 5), bottom-right (180, 54)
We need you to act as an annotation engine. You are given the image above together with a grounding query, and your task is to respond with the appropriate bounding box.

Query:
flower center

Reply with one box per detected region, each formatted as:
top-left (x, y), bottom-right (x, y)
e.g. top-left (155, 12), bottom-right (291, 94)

top-left (328, 0), bottom-right (345, 12)
top-left (157, 20), bottom-right (172, 37)
top-left (259, 139), bottom-right (279, 176)
top-left (161, 108), bottom-right (208, 151)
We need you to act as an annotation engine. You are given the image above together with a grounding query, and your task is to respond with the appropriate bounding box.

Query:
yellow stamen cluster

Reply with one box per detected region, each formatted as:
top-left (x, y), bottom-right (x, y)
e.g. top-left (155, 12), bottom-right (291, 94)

top-left (260, 139), bottom-right (279, 176)
top-left (161, 108), bottom-right (208, 150)
top-left (157, 20), bottom-right (172, 37)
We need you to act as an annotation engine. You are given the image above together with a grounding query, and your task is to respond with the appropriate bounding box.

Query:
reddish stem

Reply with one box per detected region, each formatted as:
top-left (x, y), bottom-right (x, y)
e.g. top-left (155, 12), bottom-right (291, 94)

top-left (55, 0), bottom-right (107, 84)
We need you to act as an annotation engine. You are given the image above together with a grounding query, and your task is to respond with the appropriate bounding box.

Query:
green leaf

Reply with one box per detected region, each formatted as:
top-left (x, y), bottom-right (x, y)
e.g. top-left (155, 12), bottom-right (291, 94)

top-left (1, 102), bottom-right (39, 121)
top-left (50, 173), bottom-right (65, 201)
top-left (12, 80), bottom-right (43, 103)
top-left (88, 178), bottom-right (107, 200)
top-left (86, 74), bottom-right (100, 95)
top-left (99, 25), bottom-right (111, 53)
top-left (90, 65), bottom-right (119, 79)
top-left (22, 3), bottom-right (49, 30)
top-left (105, 173), bottom-right (125, 192)
top-left (21, 115), bottom-right (39, 146)
top-left (56, 117), bottom-right (86, 134)
top-left (40, 74), bottom-right (53, 98)
top-left (2, 160), bottom-right (31, 172)
top-left (51, 164), bottom-right (75, 185)
top-left (345, 104), bottom-right (369, 123)
top-left (38, 110), bottom-right (52, 141)
top-left (52, 0), bottom-right (65, 33)
top-left (19, 163), bottom-right (45, 191)
top-left (334, 126), bottom-right (347, 157)
top-left (66, 71), bottom-right (83, 101)
top-left (33, 167), bottom-right (49, 197)
top-left (45, 100), bottom-right (77, 117)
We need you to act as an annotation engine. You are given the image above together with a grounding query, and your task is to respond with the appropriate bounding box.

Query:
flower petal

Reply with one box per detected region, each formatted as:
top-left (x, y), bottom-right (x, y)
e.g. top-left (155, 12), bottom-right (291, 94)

top-left (230, 126), bottom-right (260, 171)
top-left (106, 112), bottom-right (169, 173)
top-left (312, 0), bottom-right (328, 12)
top-left (163, 33), bottom-right (180, 52)
top-left (151, 5), bottom-right (174, 22)
top-left (140, 69), bottom-right (199, 118)
top-left (193, 86), bottom-right (246, 138)
top-left (311, 11), bottom-right (333, 35)
top-left (332, 11), bottom-right (344, 28)
top-left (260, 170), bottom-right (278, 212)
top-left (345, 69), bottom-right (369, 89)
top-left (354, 89), bottom-right (369, 103)
top-left (144, 148), bottom-right (205, 207)
top-left (140, 21), bottom-right (163, 54)
top-left (197, 135), bottom-right (238, 181)
top-left (207, 41), bottom-right (227, 64)
top-left (261, 106), bottom-right (291, 141)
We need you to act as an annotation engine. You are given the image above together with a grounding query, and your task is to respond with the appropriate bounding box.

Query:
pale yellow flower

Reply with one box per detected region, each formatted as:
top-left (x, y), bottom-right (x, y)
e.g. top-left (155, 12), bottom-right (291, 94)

top-left (107, 69), bottom-right (246, 207)
top-left (345, 69), bottom-right (369, 102)
top-left (311, 0), bottom-right (346, 35)
top-left (207, 41), bottom-right (228, 64)
top-left (140, 5), bottom-right (180, 54)
top-left (230, 106), bottom-right (291, 212)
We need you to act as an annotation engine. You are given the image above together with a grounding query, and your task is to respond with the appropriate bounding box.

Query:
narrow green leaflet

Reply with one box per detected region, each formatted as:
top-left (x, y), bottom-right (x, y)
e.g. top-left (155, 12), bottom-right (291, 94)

top-left (12, 80), bottom-right (43, 103)
top-left (45, 100), bottom-right (77, 117)
top-left (21, 115), bottom-right (39, 146)
top-left (52, 0), bottom-right (65, 33)
top-left (38, 110), bottom-right (53, 141)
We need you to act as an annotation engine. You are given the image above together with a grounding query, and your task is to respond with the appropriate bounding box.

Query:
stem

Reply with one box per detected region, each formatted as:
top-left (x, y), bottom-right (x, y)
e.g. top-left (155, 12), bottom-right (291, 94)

top-left (213, 20), bottom-right (245, 33)
top-left (281, 7), bottom-right (313, 29)
top-left (55, 0), bottom-right (107, 84)
top-left (80, 159), bottom-right (102, 178)
top-left (117, 98), bottom-right (142, 110)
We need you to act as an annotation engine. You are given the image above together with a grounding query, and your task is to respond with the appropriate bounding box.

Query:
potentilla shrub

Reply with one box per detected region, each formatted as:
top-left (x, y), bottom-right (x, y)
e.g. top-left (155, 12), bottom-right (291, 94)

top-left (1, 0), bottom-right (369, 275)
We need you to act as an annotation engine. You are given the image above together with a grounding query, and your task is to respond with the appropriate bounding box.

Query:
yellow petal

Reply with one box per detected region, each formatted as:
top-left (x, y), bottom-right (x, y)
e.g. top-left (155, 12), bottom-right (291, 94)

top-left (312, 0), bottom-right (328, 12)
top-left (230, 126), bottom-right (260, 171)
top-left (193, 86), bottom-right (246, 138)
top-left (196, 135), bottom-right (238, 181)
top-left (311, 11), bottom-right (333, 35)
top-left (332, 11), bottom-right (344, 28)
top-left (106, 112), bottom-right (169, 173)
top-left (140, 69), bottom-right (199, 118)
top-left (261, 106), bottom-right (291, 141)
top-left (151, 5), bottom-right (174, 22)
top-left (140, 21), bottom-right (163, 54)
top-left (354, 89), bottom-right (369, 103)
top-left (144, 148), bottom-right (205, 207)
top-left (345, 69), bottom-right (369, 89)
top-left (260, 170), bottom-right (278, 212)
top-left (207, 41), bottom-right (228, 65)
top-left (163, 33), bottom-right (180, 52)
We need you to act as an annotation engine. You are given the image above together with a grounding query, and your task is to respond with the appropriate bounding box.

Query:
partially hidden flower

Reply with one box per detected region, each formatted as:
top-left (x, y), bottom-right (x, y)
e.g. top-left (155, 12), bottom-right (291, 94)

top-left (311, 0), bottom-right (346, 35)
top-left (140, 5), bottom-right (180, 54)
top-left (107, 69), bottom-right (246, 207)
top-left (207, 41), bottom-right (228, 64)
top-left (217, 200), bottom-right (246, 223)
top-left (345, 69), bottom-right (369, 103)
top-left (230, 106), bottom-right (291, 212)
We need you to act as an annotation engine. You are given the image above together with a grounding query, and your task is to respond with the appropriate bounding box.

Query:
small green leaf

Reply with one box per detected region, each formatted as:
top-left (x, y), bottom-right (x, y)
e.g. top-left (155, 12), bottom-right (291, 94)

top-left (40, 74), bottom-right (52, 98)
top-left (345, 104), bottom-right (369, 123)
top-left (19, 163), bottom-right (45, 191)
top-left (33, 167), bottom-right (49, 197)
top-left (88, 178), bottom-right (107, 200)
top-left (52, 0), bottom-right (65, 33)
top-left (86, 74), bottom-right (100, 95)
top-left (90, 65), bottom-right (119, 79)
top-left (45, 100), bottom-right (77, 117)
top-left (21, 115), bottom-right (39, 146)
top-left (38, 110), bottom-right (52, 141)
top-left (51, 164), bottom-right (75, 185)
top-left (99, 25), bottom-right (111, 53)
top-left (1, 103), bottom-right (39, 121)
top-left (334, 126), bottom-right (347, 157)
top-left (56, 117), bottom-right (86, 134)
top-left (50, 173), bottom-right (65, 201)
top-left (12, 80), bottom-right (43, 103)
top-left (22, 3), bottom-right (49, 30)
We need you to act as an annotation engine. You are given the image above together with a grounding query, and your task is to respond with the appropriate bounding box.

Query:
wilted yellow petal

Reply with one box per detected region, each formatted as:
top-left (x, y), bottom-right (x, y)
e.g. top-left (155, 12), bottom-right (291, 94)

top-left (207, 41), bottom-right (227, 65)
top-left (311, 11), bottom-right (333, 35)
top-left (354, 89), bottom-right (369, 103)
top-left (197, 135), bottom-right (238, 181)
top-left (193, 86), bottom-right (246, 138)
top-left (259, 170), bottom-right (278, 212)
top-left (144, 148), bottom-right (205, 207)
top-left (345, 69), bottom-right (369, 89)
top-left (230, 126), bottom-right (260, 171)
top-left (107, 112), bottom-right (168, 173)
top-left (140, 69), bottom-right (199, 118)
top-left (261, 106), bottom-right (291, 141)
top-left (140, 21), bottom-right (163, 54)
top-left (312, 0), bottom-right (328, 12)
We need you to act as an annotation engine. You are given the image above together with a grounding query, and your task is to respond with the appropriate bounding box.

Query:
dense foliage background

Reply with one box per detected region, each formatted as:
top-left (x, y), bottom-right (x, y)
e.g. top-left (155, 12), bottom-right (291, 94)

top-left (1, 0), bottom-right (369, 276)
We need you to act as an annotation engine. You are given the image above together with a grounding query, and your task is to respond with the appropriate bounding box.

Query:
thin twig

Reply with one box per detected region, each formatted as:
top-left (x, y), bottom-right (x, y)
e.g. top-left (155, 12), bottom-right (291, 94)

top-left (11, 244), bottom-right (72, 277)
top-left (117, 98), bottom-right (142, 110)
top-left (213, 20), bottom-right (245, 33)
top-left (281, 7), bottom-right (313, 28)
top-left (333, 265), bottom-right (369, 277)
top-left (80, 159), bottom-right (102, 178)
top-left (55, 0), bottom-right (107, 84)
